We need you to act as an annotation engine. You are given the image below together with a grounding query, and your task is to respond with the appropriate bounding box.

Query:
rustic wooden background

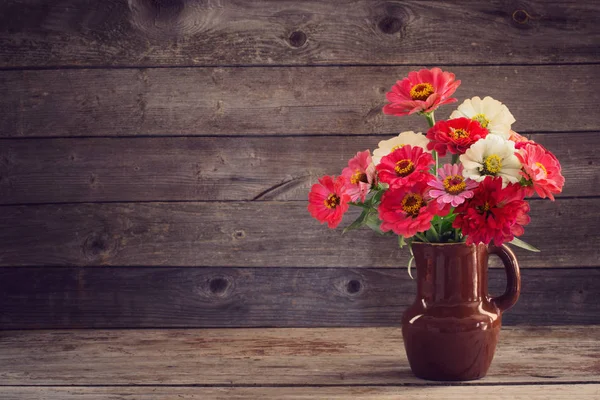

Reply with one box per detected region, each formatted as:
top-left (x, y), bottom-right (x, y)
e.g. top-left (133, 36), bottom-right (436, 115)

top-left (0, 0), bottom-right (599, 330)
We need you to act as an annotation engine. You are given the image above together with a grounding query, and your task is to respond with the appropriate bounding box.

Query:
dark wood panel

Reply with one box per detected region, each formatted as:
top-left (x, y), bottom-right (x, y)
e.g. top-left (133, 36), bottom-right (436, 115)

top-left (0, 132), bottom-right (594, 204)
top-left (0, 199), bottom-right (597, 268)
top-left (1, 0), bottom-right (598, 67)
top-left (0, 267), bottom-right (598, 329)
top-left (1, 65), bottom-right (597, 137)
top-left (3, 385), bottom-right (599, 399)
top-left (1, 327), bottom-right (598, 385)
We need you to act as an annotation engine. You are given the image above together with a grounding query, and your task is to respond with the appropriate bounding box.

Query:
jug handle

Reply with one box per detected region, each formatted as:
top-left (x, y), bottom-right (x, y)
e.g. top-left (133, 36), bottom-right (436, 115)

top-left (489, 244), bottom-right (521, 313)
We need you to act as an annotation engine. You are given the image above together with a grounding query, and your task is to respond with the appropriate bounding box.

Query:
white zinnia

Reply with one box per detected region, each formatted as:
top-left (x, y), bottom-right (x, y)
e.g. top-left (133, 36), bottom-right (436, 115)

top-left (372, 131), bottom-right (430, 165)
top-left (460, 135), bottom-right (522, 188)
top-left (450, 96), bottom-right (516, 139)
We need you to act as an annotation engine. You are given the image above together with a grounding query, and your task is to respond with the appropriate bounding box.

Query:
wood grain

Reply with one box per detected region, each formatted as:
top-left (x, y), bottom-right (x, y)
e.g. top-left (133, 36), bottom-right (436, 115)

top-left (1, 65), bottom-right (597, 138)
top-left (2, 385), bottom-right (599, 400)
top-left (0, 267), bottom-right (597, 329)
top-left (0, 326), bottom-right (598, 385)
top-left (1, 0), bottom-right (598, 68)
top-left (0, 199), bottom-right (596, 268)
top-left (0, 132), bottom-right (594, 205)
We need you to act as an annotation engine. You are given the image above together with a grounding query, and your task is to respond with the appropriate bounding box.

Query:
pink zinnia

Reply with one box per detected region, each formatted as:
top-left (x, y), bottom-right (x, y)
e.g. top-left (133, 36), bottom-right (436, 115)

top-left (508, 130), bottom-right (534, 148)
top-left (308, 175), bottom-right (351, 229)
top-left (341, 150), bottom-right (376, 202)
top-left (376, 145), bottom-right (434, 189)
top-left (426, 117), bottom-right (489, 156)
top-left (428, 164), bottom-right (478, 208)
top-left (453, 176), bottom-right (530, 246)
top-left (516, 143), bottom-right (565, 201)
top-left (383, 68), bottom-right (461, 116)
top-left (378, 181), bottom-right (450, 238)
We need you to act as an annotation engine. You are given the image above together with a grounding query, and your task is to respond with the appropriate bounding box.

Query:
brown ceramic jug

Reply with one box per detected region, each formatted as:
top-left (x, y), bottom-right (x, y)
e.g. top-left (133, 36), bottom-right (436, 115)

top-left (402, 242), bottom-right (520, 381)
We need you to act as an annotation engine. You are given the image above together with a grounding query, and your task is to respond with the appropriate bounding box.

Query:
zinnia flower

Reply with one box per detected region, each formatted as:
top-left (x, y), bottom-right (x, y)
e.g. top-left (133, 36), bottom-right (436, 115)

top-left (372, 131), bottom-right (430, 165)
top-left (516, 143), bottom-right (565, 201)
top-left (453, 176), bottom-right (530, 246)
top-left (376, 145), bottom-right (434, 189)
top-left (341, 150), bottom-right (376, 202)
top-left (426, 117), bottom-right (489, 156)
top-left (460, 135), bottom-right (522, 188)
top-left (450, 96), bottom-right (516, 139)
top-left (428, 164), bottom-right (478, 208)
top-left (308, 175), bottom-right (351, 229)
top-left (379, 181), bottom-right (449, 238)
top-left (383, 68), bottom-right (461, 116)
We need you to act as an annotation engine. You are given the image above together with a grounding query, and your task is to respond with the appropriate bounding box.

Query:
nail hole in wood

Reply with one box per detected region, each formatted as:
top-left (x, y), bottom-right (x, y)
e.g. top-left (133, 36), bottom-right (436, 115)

top-left (288, 31), bottom-right (307, 48)
top-left (378, 16), bottom-right (402, 34)
top-left (232, 230), bottom-right (246, 239)
top-left (209, 277), bottom-right (230, 295)
top-left (346, 279), bottom-right (362, 294)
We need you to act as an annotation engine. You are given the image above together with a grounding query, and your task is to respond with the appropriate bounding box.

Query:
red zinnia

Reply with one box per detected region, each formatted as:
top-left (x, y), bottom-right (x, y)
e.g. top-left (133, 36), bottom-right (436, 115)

top-left (516, 143), bottom-right (565, 201)
top-left (453, 176), bottom-right (530, 246)
top-left (308, 175), bottom-right (351, 229)
top-left (383, 68), bottom-right (461, 116)
top-left (426, 117), bottom-right (489, 156)
top-left (376, 145), bottom-right (434, 189)
top-left (378, 181), bottom-right (450, 238)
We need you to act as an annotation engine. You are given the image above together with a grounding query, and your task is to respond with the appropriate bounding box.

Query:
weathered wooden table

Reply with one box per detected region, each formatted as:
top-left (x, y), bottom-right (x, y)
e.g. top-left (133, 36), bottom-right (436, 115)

top-left (1, 326), bottom-right (598, 399)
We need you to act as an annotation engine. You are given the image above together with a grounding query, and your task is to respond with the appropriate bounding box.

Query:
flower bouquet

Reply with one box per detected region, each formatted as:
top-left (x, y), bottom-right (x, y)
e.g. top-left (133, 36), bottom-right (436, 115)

top-left (308, 67), bottom-right (565, 274)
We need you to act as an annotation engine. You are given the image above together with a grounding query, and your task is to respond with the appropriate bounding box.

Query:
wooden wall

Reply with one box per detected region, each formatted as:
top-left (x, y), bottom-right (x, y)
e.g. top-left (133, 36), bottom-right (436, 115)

top-left (1, 0), bottom-right (599, 329)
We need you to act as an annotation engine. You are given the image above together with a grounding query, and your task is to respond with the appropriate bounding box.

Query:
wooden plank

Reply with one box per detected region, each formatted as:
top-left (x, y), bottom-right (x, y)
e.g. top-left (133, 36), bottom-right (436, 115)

top-left (0, 199), bottom-right (597, 268)
top-left (0, 267), bottom-right (597, 329)
top-left (2, 385), bottom-right (599, 400)
top-left (0, 132), bottom-right (595, 205)
top-left (0, 326), bottom-right (598, 385)
top-left (0, 65), bottom-right (597, 138)
top-left (0, 0), bottom-right (598, 68)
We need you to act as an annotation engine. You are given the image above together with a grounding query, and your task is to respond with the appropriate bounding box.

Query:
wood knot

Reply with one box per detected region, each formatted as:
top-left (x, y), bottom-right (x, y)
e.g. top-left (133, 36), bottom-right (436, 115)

top-left (346, 279), bottom-right (363, 295)
top-left (232, 230), bottom-right (246, 239)
top-left (377, 16), bottom-right (402, 34)
top-left (288, 30), bottom-right (307, 48)
top-left (512, 9), bottom-right (530, 24)
top-left (83, 232), bottom-right (117, 261)
top-left (208, 276), bottom-right (232, 297)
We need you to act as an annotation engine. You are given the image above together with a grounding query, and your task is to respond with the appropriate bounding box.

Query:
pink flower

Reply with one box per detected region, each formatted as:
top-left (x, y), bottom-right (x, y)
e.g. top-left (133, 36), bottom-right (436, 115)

top-left (428, 164), bottom-right (478, 208)
top-left (453, 176), bottom-right (530, 246)
top-left (376, 145), bottom-right (434, 189)
top-left (383, 68), bottom-right (461, 116)
top-left (426, 117), bottom-right (489, 156)
top-left (308, 175), bottom-right (351, 229)
top-left (378, 181), bottom-right (450, 238)
top-left (508, 130), bottom-right (534, 147)
top-left (341, 150), bottom-right (376, 202)
top-left (516, 143), bottom-right (565, 201)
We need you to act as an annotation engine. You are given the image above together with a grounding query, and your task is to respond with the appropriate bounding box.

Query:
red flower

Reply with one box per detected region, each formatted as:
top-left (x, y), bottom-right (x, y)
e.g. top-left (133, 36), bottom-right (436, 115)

top-left (516, 143), bottom-right (565, 201)
top-left (308, 175), bottom-right (351, 229)
top-left (341, 150), bottom-right (376, 202)
top-left (453, 176), bottom-right (530, 246)
top-left (376, 145), bottom-right (434, 189)
top-left (378, 181), bottom-right (450, 238)
top-left (426, 117), bottom-right (489, 156)
top-left (383, 68), bottom-right (461, 116)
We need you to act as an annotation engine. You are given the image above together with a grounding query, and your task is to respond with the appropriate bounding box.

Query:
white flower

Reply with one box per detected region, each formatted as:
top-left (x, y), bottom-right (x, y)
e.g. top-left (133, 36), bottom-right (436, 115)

top-left (450, 96), bottom-right (516, 139)
top-left (460, 135), bottom-right (522, 188)
top-left (372, 131), bottom-right (430, 165)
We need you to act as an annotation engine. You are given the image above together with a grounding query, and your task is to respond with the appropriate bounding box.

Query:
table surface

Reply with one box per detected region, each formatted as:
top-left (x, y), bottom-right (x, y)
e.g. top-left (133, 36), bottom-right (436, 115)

top-left (1, 326), bottom-right (599, 399)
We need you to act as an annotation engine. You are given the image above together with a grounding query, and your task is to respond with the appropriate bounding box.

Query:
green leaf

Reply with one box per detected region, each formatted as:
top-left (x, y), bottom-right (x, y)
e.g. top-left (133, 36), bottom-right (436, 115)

top-left (509, 237), bottom-right (541, 252)
top-left (365, 213), bottom-right (385, 235)
top-left (343, 209), bottom-right (369, 234)
top-left (348, 201), bottom-right (369, 209)
top-left (398, 235), bottom-right (406, 248)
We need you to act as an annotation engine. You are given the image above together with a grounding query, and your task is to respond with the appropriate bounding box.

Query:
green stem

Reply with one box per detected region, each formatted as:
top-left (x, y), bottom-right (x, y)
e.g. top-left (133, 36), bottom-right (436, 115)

top-left (424, 112), bottom-right (436, 128)
top-left (428, 225), bottom-right (440, 242)
top-left (415, 232), bottom-right (429, 243)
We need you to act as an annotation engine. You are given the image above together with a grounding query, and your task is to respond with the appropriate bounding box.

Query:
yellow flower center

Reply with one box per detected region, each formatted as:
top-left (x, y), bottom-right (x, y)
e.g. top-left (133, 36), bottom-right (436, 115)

top-left (472, 113), bottom-right (490, 129)
top-left (391, 144), bottom-right (404, 151)
top-left (535, 162), bottom-right (547, 177)
top-left (478, 201), bottom-right (492, 214)
top-left (450, 128), bottom-right (470, 140)
top-left (401, 193), bottom-right (424, 217)
top-left (443, 175), bottom-right (467, 195)
top-left (350, 170), bottom-right (368, 185)
top-left (324, 193), bottom-right (340, 209)
top-left (394, 159), bottom-right (415, 177)
top-left (410, 83), bottom-right (434, 101)
top-left (483, 154), bottom-right (503, 175)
